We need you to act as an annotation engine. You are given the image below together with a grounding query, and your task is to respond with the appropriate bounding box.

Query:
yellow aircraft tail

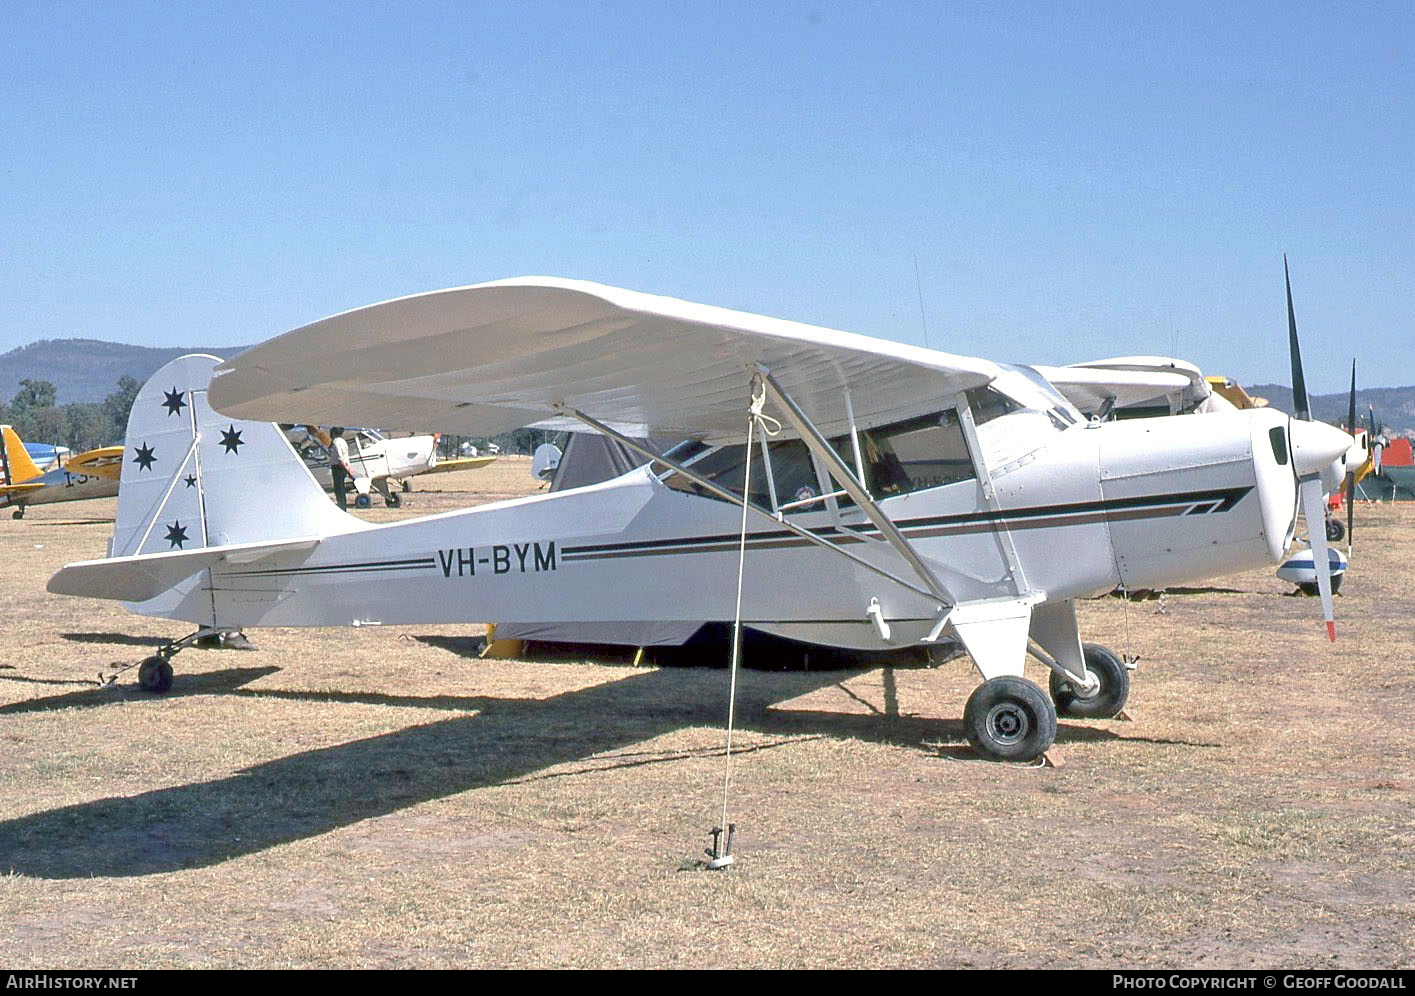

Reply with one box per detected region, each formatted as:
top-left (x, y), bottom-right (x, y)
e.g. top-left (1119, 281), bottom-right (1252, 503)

top-left (0, 426), bottom-right (43, 485)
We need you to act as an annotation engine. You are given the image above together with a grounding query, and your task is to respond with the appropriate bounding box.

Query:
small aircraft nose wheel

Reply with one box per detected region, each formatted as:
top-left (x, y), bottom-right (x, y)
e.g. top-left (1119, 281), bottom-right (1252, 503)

top-left (384, 491), bottom-right (402, 508)
top-left (1326, 518), bottom-right (1346, 543)
top-left (354, 494), bottom-right (372, 509)
top-left (1049, 643), bottom-right (1130, 719)
top-left (964, 676), bottom-right (1056, 762)
top-left (137, 655), bottom-right (174, 694)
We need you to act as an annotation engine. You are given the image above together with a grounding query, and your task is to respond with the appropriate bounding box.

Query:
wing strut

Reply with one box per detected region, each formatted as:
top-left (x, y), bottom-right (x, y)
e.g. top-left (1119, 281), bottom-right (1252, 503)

top-left (756, 366), bottom-right (955, 606)
top-left (555, 405), bottom-right (944, 604)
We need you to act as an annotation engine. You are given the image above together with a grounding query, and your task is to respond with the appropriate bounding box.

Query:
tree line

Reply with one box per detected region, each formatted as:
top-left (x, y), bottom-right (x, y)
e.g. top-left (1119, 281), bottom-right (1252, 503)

top-left (1, 376), bottom-right (563, 458)
top-left (0, 376), bottom-right (141, 453)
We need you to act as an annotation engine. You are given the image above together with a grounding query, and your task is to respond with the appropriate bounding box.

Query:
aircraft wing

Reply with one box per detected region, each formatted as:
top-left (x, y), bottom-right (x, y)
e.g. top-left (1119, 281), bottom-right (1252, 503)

top-left (1034, 357), bottom-right (1215, 415)
top-left (423, 455), bottom-right (498, 475)
top-left (47, 536), bottom-right (322, 602)
top-left (210, 278), bottom-right (1002, 445)
top-left (64, 445), bottom-right (125, 480)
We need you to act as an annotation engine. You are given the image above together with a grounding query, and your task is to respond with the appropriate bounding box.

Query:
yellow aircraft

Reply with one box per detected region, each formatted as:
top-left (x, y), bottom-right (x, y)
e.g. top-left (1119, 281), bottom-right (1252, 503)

top-left (0, 426), bottom-right (123, 519)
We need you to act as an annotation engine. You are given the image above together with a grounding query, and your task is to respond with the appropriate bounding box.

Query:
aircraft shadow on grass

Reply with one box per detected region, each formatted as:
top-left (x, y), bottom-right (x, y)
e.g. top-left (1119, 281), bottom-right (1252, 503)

top-left (0, 658), bottom-right (1214, 880)
top-left (61, 632), bottom-right (171, 648)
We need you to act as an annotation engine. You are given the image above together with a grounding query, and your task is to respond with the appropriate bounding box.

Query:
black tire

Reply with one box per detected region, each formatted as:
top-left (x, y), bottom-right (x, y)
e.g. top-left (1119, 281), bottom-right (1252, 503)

top-left (1326, 518), bottom-right (1346, 543)
top-left (384, 491), bottom-right (402, 508)
top-left (137, 655), bottom-right (173, 694)
top-left (964, 676), bottom-right (1056, 762)
top-left (1297, 574), bottom-right (1343, 597)
top-left (1049, 643), bottom-right (1130, 719)
top-left (354, 494), bottom-right (371, 509)
top-left (12, 508), bottom-right (24, 519)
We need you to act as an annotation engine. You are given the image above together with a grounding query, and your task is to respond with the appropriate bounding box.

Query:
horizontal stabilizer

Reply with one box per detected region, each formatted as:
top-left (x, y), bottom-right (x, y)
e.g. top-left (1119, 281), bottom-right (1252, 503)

top-left (48, 536), bottom-right (322, 602)
top-left (0, 482), bottom-right (45, 497)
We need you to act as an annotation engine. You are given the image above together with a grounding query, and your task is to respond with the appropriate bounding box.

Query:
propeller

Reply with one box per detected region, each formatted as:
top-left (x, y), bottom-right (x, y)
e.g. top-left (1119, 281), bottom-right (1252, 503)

top-left (1282, 255), bottom-right (1350, 642)
top-left (1369, 403), bottom-right (1383, 475)
top-left (1346, 360), bottom-right (1356, 558)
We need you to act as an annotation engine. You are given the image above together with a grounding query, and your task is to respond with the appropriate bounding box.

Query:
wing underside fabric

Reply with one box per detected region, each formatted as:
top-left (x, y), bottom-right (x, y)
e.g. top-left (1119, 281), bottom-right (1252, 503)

top-left (210, 278), bottom-right (1001, 444)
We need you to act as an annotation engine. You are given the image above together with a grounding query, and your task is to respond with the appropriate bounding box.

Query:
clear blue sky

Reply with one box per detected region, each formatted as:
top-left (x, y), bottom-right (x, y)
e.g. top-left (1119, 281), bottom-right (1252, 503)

top-left (3, 1), bottom-right (1410, 391)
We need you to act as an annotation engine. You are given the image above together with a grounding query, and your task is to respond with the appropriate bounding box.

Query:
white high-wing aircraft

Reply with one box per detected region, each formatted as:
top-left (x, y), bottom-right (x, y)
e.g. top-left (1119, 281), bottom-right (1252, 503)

top-left (287, 425), bottom-right (439, 508)
top-left (47, 273), bottom-right (1355, 762)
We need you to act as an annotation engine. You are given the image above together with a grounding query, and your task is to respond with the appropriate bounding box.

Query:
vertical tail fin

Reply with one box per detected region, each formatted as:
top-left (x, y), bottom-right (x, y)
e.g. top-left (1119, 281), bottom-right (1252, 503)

top-left (111, 354), bottom-right (357, 559)
top-left (0, 426), bottom-right (43, 485)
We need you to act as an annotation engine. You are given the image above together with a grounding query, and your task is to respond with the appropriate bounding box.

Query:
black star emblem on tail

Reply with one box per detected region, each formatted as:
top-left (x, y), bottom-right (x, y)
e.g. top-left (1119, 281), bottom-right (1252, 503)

top-left (165, 521), bottom-right (189, 549)
top-left (162, 388), bottom-right (186, 416)
top-left (133, 442), bottom-right (156, 471)
top-left (220, 425), bottom-right (244, 454)
top-left (184, 474), bottom-right (197, 488)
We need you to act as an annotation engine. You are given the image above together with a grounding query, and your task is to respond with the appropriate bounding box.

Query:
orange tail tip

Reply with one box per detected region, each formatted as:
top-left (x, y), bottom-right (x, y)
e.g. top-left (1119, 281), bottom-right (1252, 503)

top-left (1326, 621), bottom-right (1336, 642)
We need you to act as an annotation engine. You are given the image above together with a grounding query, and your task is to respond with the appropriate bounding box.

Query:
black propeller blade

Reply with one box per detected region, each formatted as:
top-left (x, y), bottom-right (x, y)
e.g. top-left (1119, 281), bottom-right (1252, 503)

top-left (1285, 254), bottom-right (1311, 421)
top-left (1346, 359), bottom-right (1355, 553)
top-left (1284, 256), bottom-right (1336, 640)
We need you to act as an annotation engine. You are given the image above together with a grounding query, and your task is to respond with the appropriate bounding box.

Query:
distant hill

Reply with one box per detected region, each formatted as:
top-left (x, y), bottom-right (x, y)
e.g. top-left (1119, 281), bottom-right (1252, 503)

top-left (1245, 384), bottom-right (1415, 435)
top-left (0, 339), bottom-right (250, 404)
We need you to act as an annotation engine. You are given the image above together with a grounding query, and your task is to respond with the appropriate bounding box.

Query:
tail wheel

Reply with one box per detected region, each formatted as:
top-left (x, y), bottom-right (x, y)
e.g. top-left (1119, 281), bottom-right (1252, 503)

top-left (137, 655), bottom-right (173, 694)
top-left (964, 676), bottom-right (1056, 762)
top-left (1049, 643), bottom-right (1130, 719)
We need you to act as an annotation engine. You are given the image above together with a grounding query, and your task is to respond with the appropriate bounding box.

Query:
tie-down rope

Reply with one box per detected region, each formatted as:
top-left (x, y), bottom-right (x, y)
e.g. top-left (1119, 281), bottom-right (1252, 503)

top-left (716, 375), bottom-right (780, 851)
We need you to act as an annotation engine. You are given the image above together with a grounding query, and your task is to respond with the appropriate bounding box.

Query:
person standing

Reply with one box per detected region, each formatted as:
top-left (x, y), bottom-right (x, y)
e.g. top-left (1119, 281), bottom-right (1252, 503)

top-left (330, 427), bottom-right (354, 510)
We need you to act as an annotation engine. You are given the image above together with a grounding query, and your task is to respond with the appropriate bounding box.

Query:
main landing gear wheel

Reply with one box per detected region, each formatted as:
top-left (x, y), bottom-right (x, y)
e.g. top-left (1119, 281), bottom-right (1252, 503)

top-left (1326, 518), bottom-right (1346, 543)
top-left (354, 494), bottom-right (372, 509)
top-left (384, 491), bottom-right (402, 508)
top-left (137, 655), bottom-right (174, 694)
top-left (1298, 575), bottom-right (1343, 597)
top-left (12, 508), bottom-right (23, 519)
top-left (1049, 643), bottom-right (1130, 719)
top-left (964, 676), bottom-right (1057, 762)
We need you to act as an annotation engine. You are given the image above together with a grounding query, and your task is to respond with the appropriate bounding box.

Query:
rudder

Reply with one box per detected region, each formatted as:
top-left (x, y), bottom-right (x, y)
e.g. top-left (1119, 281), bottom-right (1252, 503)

top-left (111, 354), bottom-right (357, 559)
top-left (1, 426), bottom-right (43, 485)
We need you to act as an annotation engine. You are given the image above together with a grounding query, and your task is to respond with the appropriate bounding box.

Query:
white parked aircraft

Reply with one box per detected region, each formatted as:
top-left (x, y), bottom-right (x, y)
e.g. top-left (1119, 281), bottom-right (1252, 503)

top-left (48, 270), bottom-right (1355, 761)
top-left (288, 425), bottom-right (439, 508)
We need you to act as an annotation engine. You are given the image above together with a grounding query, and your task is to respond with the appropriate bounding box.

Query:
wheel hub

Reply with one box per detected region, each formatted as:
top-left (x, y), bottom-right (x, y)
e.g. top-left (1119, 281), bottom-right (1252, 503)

top-left (1071, 669), bottom-right (1100, 699)
top-left (986, 703), bottom-right (1030, 745)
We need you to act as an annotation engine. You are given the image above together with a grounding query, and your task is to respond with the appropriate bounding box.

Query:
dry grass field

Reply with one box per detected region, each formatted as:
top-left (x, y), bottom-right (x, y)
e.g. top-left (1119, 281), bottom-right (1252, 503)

top-left (1, 456), bottom-right (1411, 968)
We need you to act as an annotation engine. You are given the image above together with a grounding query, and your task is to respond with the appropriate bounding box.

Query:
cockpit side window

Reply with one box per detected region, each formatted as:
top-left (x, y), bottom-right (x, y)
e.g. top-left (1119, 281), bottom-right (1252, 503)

top-left (660, 407), bottom-right (978, 511)
top-left (764, 438), bottom-right (820, 509)
top-left (828, 408), bottom-right (976, 505)
top-left (661, 441), bottom-right (772, 508)
top-left (965, 386), bottom-right (1020, 427)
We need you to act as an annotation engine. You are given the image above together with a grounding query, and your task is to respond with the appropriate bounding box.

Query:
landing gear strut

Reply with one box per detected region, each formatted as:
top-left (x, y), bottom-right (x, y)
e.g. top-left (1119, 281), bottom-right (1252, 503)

top-left (105, 626), bottom-right (251, 694)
